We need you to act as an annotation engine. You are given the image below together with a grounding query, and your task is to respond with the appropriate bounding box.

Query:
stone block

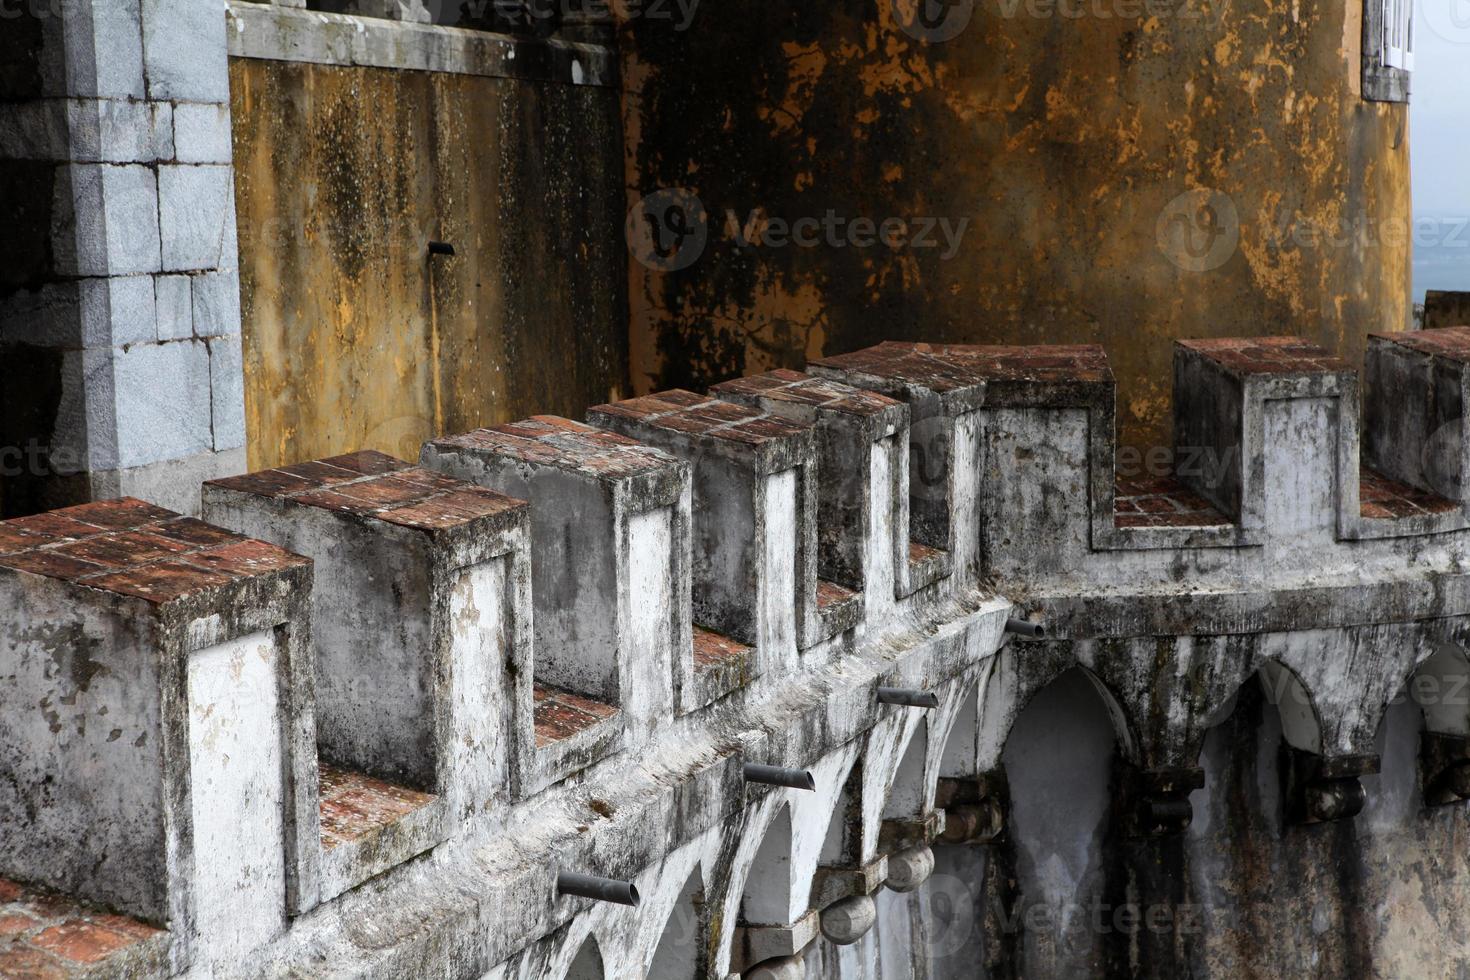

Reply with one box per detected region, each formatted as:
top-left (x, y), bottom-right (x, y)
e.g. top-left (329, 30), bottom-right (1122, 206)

top-left (157, 164), bottom-right (233, 272)
top-left (589, 391), bottom-right (852, 677)
top-left (203, 453), bottom-right (533, 893)
top-left (0, 275), bottom-right (156, 349)
top-left (0, 499), bottom-right (317, 968)
top-left (423, 417), bottom-right (688, 736)
top-left (190, 268), bottom-right (241, 337)
top-left (714, 369), bottom-right (918, 603)
top-left (112, 339), bottom-right (213, 469)
top-left (56, 164), bottom-right (161, 277)
top-left (207, 334), bottom-right (245, 451)
top-left (48, 0), bottom-right (147, 100)
top-left (172, 102), bottom-right (232, 165)
top-left (140, 0), bottom-right (230, 103)
top-left (1364, 327), bottom-right (1470, 505)
top-left (153, 274), bottom-right (192, 341)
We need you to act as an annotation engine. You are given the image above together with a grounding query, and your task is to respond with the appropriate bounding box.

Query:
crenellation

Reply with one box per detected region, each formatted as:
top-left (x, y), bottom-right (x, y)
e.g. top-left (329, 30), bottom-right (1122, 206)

top-left (10, 333), bottom-right (1470, 976)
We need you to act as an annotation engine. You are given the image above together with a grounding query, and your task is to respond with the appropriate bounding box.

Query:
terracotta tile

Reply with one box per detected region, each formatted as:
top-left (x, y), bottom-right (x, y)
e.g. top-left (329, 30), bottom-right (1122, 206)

top-left (692, 626), bottom-right (751, 669)
top-left (0, 527), bottom-right (53, 556)
top-left (274, 459), bottom-right (362, 487)
top-left (182, 539), bottom-right (309, 577)
top-left (58, 498), bottom-right (175, 531)
top-left (206, 469), bottom-right (313, 499)
top-left (332, 474), bottom-right (435, 508)
top-left (0, 551), bottom-right (109, 582)
top-left (30, 921), bottom-right (135, 963)
top-left (84, 560), bottom-right (238, 604)
top-left (816, 579), bottom-right (858, 609)
top-left (0, 911), bottom-right (37, 941)
top-left (2, 514), bottom-right (105, 540)
top-left (52, 531), bottom-right (192, 568)
top-left (0, 879), bottom-right (24, 903)
top-left (319, 450), bottom-right (411, 476)
top-left (0, 946), bottom-right (67, 979)
top-left (148, 518), bottom-right (241, 548)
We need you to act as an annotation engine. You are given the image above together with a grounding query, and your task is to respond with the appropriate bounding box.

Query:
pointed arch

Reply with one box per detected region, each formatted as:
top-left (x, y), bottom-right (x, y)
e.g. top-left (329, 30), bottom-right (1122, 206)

top-left (565, 935), bottom-right (604, 980)
top-left (939, 684), bottom-right (978, 778)
top-left (741, 805), bottom-right (794, 926)
top-left (647, 864), bottom-right (704, 979)
top-left (883, 718), bottom-right (928, 821)
top-left (818, 760), bottom-right (864, 867)
top-left (1258, 660), bottom-right (1323, 753)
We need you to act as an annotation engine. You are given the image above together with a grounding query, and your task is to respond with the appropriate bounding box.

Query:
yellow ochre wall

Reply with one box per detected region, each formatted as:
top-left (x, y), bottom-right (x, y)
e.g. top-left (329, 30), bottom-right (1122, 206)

top-left (229, 58), bottom-right (630, 471)
top-left (619, 0), bottom-right (1412, 451)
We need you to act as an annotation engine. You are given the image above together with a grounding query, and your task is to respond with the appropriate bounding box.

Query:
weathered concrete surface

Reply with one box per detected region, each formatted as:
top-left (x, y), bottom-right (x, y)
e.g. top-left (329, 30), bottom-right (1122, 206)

top-left (618, 0), bottom-right (1411, 451)
top-left (228, 57), bottom-right (629, 470)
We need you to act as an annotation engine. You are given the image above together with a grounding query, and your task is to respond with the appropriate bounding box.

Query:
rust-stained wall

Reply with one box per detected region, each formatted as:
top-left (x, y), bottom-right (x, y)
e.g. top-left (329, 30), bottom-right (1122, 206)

top-left (619, 0), bottom-right (1411, 450)
top-left (230, 60), bottom-right (629, 470)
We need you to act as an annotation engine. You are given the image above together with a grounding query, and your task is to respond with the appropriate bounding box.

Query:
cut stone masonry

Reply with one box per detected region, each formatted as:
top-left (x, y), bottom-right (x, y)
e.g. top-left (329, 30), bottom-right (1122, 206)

top-left (5, 332), bottom-right (1470, 977)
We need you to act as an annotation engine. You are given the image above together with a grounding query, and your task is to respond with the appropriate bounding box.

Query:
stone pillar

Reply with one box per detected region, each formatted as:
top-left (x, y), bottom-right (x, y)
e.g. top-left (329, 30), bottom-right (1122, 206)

top-left (0, 0), bottom-right (244, 518)
top-left (0, 498), bottom-right (318, 973)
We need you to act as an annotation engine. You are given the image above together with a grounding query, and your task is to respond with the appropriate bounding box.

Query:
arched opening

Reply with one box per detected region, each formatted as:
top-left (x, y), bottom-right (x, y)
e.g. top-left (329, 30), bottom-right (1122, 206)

top-left (997, 667), bottom-right (1121, 976)
top-left (818, 761), bottom-right (863, 868)
top-left (883, 719), bottom-right (929, 821)
top-left (647, 865), bottom-right (704, 979)
top-left (940, 687), bottom-right (978, 778)
top-left (565, 935), bottom-right (604, 980)
top-left (1257, 660), bottom-right (1324, 754)
top-left (741, 805), bottom-right (794, 926)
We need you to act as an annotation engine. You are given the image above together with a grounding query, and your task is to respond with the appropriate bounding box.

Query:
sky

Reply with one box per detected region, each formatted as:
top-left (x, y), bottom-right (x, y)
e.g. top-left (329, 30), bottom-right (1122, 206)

top-left (1411, 0), bottom-right (1470, 217)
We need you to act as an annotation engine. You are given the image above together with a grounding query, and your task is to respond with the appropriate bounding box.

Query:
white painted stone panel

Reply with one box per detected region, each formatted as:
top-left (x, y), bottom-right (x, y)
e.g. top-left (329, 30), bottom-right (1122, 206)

top-left (448, 559), bottom-right (508, 820)
top-left (761, 468), bottom-right (798, 673)
top-left (186, 629), bottom-right (287, 963)
top-left (625, 508), bottom-right (674, 729)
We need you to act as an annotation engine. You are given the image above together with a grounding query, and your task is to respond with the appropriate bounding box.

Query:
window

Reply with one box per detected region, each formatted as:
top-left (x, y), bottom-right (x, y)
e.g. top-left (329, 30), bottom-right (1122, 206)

top-left (1364, 0), bottom-right (1414, 101)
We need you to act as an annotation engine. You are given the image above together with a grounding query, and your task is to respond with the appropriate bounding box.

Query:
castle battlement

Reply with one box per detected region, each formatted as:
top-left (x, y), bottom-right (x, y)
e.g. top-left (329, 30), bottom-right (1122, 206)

top-left (4, 333), bottom-right (1470, 978)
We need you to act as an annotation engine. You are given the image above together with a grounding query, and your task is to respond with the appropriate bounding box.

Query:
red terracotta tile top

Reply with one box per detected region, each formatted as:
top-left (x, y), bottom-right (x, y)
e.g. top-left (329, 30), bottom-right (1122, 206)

top-left (714, 370), bottom-right (903, 418)
top-left (908, 541), bottom-right (946, 566)
top-left (0, 499), bottom-right (308, 604)
top-left (692, 625), bottom-right (752, 673)
top-left (1360, 467), bottom-right (1459, 520)
top-left (431, 416), bottom-right (681, 481)
top-left (590, 390), bottom-right (811, 446)
top-left (813, 342), bottom-right (1112, 392)
top-left (0, 877), bottom-right (164, 978)
top-left (533, 685), bottom-right (621, 748)
top-left (1371, 326), bottom-right (1470, 363)
top-left (317, 764), bottom-right (438, 851)
top-left (816, 579), bottom-right (859, 610)
top-left (1114, 476), bottom-right (1232, 529)
top-left (1178, 337), bottom-right (1350, 376)
top-left (207, 453), bottom-right (523, 533)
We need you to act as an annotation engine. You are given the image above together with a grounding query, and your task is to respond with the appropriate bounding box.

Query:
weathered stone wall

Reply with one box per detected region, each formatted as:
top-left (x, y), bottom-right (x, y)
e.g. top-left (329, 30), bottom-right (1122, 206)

top-left (618, 0), bottom-right (1412, 452)
top-left (228, 47), bottom-right (629, 471)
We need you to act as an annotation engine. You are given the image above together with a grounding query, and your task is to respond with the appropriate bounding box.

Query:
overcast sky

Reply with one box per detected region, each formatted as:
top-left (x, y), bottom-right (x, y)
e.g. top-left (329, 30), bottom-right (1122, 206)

top-left (1411, 0), bottom-right (1470, 216)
